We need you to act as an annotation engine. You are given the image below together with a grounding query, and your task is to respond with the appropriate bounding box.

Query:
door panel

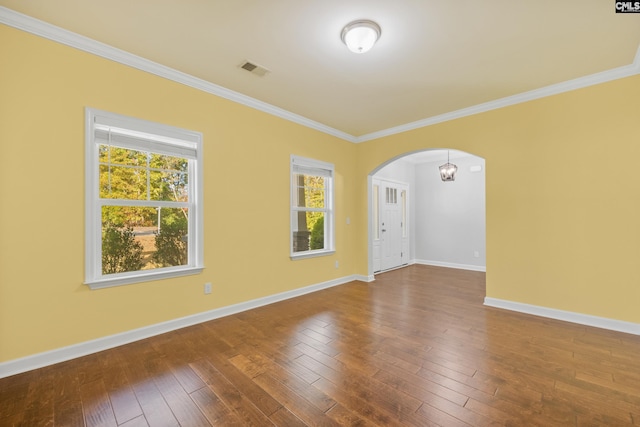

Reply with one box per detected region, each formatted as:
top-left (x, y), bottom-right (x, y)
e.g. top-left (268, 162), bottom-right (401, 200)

top-left (373, 179), bottom-right (409, 273)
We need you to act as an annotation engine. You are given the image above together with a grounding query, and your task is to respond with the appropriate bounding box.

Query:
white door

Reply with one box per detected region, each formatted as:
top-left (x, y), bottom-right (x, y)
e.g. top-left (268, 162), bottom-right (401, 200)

top-left (373, 179), bottom-right (409, 272)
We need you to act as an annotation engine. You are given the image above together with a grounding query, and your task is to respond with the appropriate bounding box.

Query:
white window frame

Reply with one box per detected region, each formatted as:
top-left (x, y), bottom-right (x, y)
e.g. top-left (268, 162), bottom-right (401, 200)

top-left (290, 155), bottom-right (335, 259)
top-left (85, 108), bottom-right (204, 289)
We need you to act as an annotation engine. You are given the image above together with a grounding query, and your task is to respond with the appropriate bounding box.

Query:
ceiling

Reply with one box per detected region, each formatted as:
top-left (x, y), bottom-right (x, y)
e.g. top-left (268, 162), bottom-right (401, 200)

top-left (2, 1), bottom-right (639, 138)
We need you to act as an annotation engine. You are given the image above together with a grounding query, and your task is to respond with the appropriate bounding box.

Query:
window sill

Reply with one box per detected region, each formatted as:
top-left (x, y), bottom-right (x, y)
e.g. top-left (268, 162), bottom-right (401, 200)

top-left (290, 250), bottom-right (335, 261)
top-left (85, 266), bottom-right (204, 290)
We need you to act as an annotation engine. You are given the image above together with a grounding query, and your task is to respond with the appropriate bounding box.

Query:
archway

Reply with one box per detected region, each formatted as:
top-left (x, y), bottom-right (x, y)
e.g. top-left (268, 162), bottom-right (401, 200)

top-left (367, 149), bottom-right (486, 278)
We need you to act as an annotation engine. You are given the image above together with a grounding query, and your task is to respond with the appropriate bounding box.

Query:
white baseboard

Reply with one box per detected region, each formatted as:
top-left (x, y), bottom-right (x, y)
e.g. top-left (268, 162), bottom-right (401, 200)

top-left (0, 274), bottom-right (365, 379)
top-left (484, 297), bottom-right (640, 336)
top-left (413, 259), bottom-right (486, 272)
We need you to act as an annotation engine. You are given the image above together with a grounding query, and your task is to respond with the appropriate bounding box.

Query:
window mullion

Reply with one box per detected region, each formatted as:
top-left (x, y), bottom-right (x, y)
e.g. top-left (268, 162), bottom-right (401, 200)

top-left (292, 206), bottom-right (328, 213)
top-left (100, 199), bottom-right (188, 208)
top-left (146, 152), bottom-right (151, 201)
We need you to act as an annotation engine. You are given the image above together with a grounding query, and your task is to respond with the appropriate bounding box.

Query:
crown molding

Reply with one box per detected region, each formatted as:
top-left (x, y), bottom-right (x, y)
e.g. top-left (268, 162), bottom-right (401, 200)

top-left (355, 52), bottom-right (640, 143)
top-left (0, 6), bottom-right (356, 143)
top-left (2, 6), bottom-right (639, 145)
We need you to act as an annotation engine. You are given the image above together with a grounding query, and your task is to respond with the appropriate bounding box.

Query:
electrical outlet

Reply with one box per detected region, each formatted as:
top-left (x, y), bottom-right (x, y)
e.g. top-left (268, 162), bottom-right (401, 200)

top-left (204, 282), bottom-right (212, 294)
top-left (335, 260), bottom-right (339, 269)
top-left (473, 251), bottom-right (480, 258)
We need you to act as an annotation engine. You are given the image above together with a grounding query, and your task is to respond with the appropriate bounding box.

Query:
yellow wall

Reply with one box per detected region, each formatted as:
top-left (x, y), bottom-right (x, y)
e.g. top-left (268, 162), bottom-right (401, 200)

top-left (0, 25), bottom-right (358, 362)
top-left (2, 22), bottom-right (640, 364)
top-left (356, 74), bottom-right (640, 324)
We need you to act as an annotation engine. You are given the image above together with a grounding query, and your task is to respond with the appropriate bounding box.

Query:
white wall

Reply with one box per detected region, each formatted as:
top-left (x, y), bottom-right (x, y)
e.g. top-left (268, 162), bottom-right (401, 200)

top-left (413, 155), bottom-right (486, 270)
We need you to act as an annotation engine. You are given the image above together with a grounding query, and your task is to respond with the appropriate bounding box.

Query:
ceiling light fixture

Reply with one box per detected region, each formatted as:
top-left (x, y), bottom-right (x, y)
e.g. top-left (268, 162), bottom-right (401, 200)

top-left (439, 150), bottom-right (458, 182)
top-left (341, 20), bottom-right (381, 54)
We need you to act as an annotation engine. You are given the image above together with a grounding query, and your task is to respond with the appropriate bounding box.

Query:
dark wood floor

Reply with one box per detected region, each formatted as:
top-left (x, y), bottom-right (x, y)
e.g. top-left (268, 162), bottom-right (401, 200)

top-left (2, 265), bottom-right (640, 426)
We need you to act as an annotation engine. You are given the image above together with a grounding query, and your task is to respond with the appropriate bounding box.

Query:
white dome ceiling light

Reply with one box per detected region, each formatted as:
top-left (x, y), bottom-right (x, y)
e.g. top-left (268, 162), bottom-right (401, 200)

top-left (341, 20), bottom-right (381, 54)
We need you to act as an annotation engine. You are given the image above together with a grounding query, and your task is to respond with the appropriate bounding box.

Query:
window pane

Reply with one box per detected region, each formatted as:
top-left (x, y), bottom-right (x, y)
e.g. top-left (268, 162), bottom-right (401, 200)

top-left (308, 212), bottom-right (325, 250)
top-left (292, 211), bottom-right (310, 253)
top-left (292, 211), bottom-right (324, 252)
top-left (100, 165), bottom-right (147, 199)
top-left (150, 170), bottom-right (188, 201)
top-left (149, 154), bottom-right (189, 202)
top-left (99, 145), bottom-right (147, 166)
top-left (294, 174), bottom-right (325, 208)
top-left (153, 207), bottom-right (189, 268)
top-left (101, 206), bottom-right (188, 274)
top-left (149, 153), bottom-right (188, 173)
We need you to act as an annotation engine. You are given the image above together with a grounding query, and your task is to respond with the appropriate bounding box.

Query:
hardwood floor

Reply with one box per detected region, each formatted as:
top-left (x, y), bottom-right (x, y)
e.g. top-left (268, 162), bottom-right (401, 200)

top-left (2, 265), bottom-right (640, 426)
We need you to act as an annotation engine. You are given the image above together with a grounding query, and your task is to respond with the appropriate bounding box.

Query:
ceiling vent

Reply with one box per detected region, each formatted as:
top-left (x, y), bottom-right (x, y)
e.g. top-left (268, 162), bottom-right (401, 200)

top-left (239, 60), bottom-right (270, 77)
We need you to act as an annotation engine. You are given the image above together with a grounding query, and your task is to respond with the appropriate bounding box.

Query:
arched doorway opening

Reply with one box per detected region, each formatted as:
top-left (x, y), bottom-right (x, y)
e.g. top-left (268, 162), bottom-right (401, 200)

top-left (367, 149), bottom-right (486, 278)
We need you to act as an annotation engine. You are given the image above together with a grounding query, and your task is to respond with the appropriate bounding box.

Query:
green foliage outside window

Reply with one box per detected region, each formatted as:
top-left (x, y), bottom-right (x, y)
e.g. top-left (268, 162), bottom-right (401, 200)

top-left (99, 145), bottom-right (188, 227)
top-left (310, 215), bottom-right (324, 250)
top-left (153, 215), bottom-right (188, 267)
top-left (302, 175), bottom-right (324, 233)
top-left (99, 145), bottom-right (190, 273)
top-left (102, 224), bottom-right (144, 274)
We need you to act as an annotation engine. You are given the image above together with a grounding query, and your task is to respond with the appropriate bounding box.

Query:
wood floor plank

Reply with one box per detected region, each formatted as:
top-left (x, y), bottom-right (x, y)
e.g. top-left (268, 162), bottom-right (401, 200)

top-left (252, 372), bottom-right (341, 427)
top-left (324, 403), bottom-right (380, 427)
top-left (100, 351), bottom-right (143, 425)
top-left (78, 379), bottom-right (118, 427)
top-left (19, 369), bottom-right (55, 427)
top-left (267, 406), bottom-right (308, 427)
top-left (233, 350), bottom-right (337, 413)
top-left (297, 353), bottom-right (424, 421)
top-left (3, 265), bottom-right (640, 426)
top-left (119, 415), bottom-right (150, 427)
top-left (189, 385), bottom-right (245, 426)
top-left (312, 377), bottom-right (408, 427)
top-left (373, 365), bottom-right (469, 407)
top-left (52, 362), bottom-right (84, 427)
top-left (120, 347), bottom-right (181, 427)
top-left (0, 369), bottom-right (38, 423)
top-left (189, 358), bottom-right (276, 426)
top-left (198, 351), bottom-right (284, 417)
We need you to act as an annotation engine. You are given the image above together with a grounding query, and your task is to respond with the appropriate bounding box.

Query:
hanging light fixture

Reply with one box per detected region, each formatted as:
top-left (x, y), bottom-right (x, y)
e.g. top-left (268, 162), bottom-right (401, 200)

top-left (439, 150), bottom-right (458, 182)
top-left (341, 20), bottom-right (381, 54)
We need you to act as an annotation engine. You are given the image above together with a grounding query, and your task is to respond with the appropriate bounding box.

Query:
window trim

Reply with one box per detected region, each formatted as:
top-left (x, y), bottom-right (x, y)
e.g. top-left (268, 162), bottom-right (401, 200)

top-left (290, 155), bottom-right (335, 260)
top-left (85, 108), bottom-right (204, 289)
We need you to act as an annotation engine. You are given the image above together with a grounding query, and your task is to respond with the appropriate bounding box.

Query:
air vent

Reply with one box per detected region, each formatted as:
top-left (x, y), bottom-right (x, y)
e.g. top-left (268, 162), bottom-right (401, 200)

top-left (239, 60), bottom-right (270, 77)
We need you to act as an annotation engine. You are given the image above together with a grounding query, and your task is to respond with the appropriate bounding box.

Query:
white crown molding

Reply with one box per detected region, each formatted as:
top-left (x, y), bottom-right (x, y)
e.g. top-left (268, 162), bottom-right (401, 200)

top-left (0, 274), bottom-right (364, 379)
top-left (0, 6), bottom-right (356, 143)
top-left (356, 58), bottom-right (640, 143)
top-left (484, 297), bottom-right (640, 336)
top-left (414, 259), bottom-right (486, 272)
top-left (1, 6), bottom-right (639, 145)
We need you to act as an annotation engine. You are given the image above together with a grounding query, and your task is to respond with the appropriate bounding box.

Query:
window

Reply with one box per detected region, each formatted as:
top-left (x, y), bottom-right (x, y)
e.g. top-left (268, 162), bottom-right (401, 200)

top-left (386, 187), bottom-right (397, 204)
top-left (290, 155), bottom-right (334, 258)
top-left (85, 108), bottom-right (203, 289)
